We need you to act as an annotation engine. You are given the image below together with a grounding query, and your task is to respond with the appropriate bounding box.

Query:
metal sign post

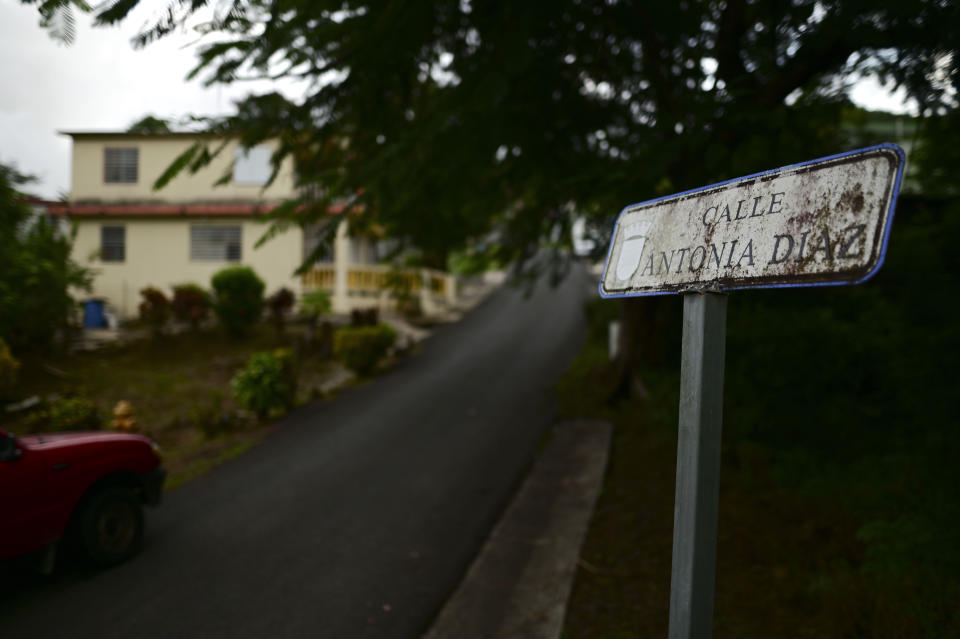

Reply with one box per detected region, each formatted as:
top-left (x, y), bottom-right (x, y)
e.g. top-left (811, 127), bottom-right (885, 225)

top-left (598, 145), bottom-right (906, 639)
top-left (668, 292), bottom-right (727, 639)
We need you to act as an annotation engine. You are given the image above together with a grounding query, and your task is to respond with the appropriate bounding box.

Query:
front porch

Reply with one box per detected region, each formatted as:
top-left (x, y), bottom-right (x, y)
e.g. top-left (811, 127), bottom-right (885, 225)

top-left (301, 219), bottom-right (459, 316)
top-left (302, 264), bottom-right (458, 316)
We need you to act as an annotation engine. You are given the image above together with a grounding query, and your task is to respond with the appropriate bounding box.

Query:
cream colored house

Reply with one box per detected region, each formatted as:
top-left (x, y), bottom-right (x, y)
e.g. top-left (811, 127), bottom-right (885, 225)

top-left (52, 131), bottom-right (456, 320)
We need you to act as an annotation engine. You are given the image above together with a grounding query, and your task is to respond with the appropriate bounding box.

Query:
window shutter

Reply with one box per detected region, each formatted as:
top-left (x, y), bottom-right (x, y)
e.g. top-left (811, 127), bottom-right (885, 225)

top-left (191, 226), bottom-right (242, 261)
top-left (101, 226), bottom-right (125, 262)
top-left (104, 148), bottom-right (139, 183)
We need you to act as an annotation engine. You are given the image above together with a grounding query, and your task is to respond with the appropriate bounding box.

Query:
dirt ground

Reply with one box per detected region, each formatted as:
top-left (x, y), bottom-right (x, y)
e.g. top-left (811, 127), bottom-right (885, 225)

top-left (6, 323), bottom-right (343, 489)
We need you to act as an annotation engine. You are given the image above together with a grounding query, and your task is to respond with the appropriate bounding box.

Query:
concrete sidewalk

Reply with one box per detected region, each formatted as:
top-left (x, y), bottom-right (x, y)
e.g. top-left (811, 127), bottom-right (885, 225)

top-left (424, 419), bottom-right (612, 639)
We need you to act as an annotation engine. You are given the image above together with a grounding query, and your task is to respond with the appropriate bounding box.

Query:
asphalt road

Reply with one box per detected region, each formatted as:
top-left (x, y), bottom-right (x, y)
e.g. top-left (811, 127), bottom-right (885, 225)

top-left (1, 261), bottom-right (592, 639)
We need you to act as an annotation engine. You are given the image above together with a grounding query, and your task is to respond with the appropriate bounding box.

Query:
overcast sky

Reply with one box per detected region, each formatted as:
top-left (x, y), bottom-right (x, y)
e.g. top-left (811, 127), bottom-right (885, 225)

top-left (0, 0), bottom-right (916, 199)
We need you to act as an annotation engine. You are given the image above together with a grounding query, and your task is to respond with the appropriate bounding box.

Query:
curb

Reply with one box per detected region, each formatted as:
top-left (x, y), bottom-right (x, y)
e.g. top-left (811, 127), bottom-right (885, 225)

top-left (424, 419), bottom-right (612, 639)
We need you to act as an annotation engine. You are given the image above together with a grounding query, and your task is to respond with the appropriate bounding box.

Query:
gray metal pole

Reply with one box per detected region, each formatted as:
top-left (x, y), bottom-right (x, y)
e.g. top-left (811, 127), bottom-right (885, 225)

top-left (668, 292), bottom-right (728, 639)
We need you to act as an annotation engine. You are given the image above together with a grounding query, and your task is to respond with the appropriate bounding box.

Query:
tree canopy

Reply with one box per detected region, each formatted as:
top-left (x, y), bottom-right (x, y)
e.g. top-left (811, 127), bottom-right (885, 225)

top-left (27, 0), bottom-right (960, 269)
top-left (127, 115), bottom-right (173, 134)
top-left (0, 164), bottom-right (90, 352)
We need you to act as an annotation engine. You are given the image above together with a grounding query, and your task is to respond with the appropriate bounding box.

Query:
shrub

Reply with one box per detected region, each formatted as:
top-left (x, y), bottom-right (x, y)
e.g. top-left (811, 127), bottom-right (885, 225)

top-left (267, 287), bottom-right (296, 334)
top-left (299, 290), bottom-right (332, 322)
top-left (138, 287), bottom-right (171, 336)
top-left (316, 321), bottom-right (334, 358)
top-left (350, 307), bottom-right (379, 327)
top-left (25, 397), bottom-right (102, 433)
top-left (0, 337), bottom-right (20, 400)
top-left (231, 349), bottom-right (296, 419)
top-left (190, 389), bottom-right (232, 439)
top-left (384, 269), bottom-right (421, 317)
top-left (334, 324), bottom-right (397, 376)
top-left (171, 283), bottom-right (211, 330)
top-left (299, 290), bottom-right (332, 350)
top-left (211, 266), bottom-right (265, 337)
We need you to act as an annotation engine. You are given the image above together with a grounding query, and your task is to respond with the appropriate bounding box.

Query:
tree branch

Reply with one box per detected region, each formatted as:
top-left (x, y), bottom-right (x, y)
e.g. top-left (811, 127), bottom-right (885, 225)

top-left (714, 0), bottom-right (751, 92)
top-left (758, 21), bottom-right (857, 107)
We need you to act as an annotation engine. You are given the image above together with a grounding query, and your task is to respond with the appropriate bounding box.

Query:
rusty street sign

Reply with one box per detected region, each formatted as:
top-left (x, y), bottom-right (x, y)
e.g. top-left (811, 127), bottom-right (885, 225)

top-left (600, 144), bottom-right (906, 297)
top-left (597, 144), bottom-right (906, 639)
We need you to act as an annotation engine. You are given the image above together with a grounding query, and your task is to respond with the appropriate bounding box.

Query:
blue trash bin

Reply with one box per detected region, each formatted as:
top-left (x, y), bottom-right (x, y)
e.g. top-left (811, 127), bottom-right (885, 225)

top-left (83, 299), bottom-right (107, 328)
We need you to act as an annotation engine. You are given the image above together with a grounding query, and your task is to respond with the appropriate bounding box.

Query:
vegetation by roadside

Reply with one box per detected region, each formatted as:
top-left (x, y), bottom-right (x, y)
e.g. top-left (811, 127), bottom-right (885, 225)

top-left (0, 163), bottom-right (91, 354)
top-left (4, 325), bottom-right (343, 489)
top-left (0, 197), bottom-right (407, 492)
top-left (560, 195), bottom-right (960, 638)
top-left (3, 301), bottom-right (408, 490)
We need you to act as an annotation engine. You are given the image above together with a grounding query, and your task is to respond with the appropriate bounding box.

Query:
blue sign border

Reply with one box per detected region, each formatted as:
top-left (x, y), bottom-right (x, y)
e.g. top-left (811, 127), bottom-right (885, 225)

top-left (598, 143), bottom-right (907, 298)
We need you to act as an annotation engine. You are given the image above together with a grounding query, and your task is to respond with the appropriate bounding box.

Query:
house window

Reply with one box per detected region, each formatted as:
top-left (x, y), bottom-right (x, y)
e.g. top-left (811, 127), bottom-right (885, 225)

top-left (104, 148), bottom-right (138, 183)
top-left (233, 145), bottom-right (272, 185)
top-left (101, 226), bottom-right (125, 262)
top-left (191, 226), bottom-right (242, 261)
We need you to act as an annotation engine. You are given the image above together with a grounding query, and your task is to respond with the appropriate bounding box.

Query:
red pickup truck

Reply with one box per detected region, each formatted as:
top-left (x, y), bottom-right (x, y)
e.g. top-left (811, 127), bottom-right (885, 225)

top-left (0, 428), bottom-right (165, 570)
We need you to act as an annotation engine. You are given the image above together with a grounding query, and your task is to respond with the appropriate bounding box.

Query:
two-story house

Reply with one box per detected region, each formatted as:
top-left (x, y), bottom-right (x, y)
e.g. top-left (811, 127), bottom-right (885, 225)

top-left (49, 131), bottom-right (457, 320)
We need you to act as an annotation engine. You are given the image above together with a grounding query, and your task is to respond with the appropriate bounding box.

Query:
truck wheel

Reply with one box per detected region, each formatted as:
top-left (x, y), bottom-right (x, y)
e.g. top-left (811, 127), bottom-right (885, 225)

top-left (78, 485), bottom-right (143, 567)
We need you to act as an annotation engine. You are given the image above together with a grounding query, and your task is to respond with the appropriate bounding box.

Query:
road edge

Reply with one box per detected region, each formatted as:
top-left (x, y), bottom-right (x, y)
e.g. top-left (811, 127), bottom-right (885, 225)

top-left (423, 419), bottom-right (612, 639)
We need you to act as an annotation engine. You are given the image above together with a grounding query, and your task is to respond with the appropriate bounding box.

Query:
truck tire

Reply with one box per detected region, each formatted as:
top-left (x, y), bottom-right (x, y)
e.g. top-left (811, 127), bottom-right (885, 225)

top-left (78, 485), bottom-right (143, 567)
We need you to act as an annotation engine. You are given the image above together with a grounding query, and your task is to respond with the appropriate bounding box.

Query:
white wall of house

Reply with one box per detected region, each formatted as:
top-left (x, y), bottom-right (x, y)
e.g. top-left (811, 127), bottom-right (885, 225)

top-left (72, 216), bottom-right (303, 319)
top-left (69, 135), bottom-right (298, 203)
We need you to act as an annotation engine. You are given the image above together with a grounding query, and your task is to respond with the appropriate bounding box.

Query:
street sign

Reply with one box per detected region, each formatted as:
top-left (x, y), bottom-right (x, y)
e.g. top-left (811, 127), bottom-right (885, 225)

top-left (598, 144), bottom-right (906, 639)
top-left (600, 144), bottom-right (906, 297)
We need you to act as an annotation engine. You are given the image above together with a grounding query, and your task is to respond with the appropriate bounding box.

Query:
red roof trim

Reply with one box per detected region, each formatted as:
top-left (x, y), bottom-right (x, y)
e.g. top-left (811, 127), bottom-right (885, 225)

top-left (47, 203), bottom-right (273, 217)
top-left (47, 203), bottom-right (352, 217)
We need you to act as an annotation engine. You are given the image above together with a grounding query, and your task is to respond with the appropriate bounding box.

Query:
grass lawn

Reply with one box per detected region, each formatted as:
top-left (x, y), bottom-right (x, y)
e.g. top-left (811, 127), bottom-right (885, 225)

top-left (560, 196), bottom-right (960, 638)
top-left (558, 345), bottom-right (877, 638)
top-left (5, 324), bottom-right (341, 489)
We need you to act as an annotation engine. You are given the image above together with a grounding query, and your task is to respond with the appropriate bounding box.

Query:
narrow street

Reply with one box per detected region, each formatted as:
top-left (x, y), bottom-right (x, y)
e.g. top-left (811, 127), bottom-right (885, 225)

top-left (0, 262), bottom-right (592, 639)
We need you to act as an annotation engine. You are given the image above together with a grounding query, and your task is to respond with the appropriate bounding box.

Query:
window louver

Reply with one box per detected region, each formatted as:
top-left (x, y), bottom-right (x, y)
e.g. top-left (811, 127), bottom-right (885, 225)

top-left (191, 226), bottom-right (242, 261)
top-left (104, 148), bottom-right (138, 183)
top-left (101, 226), bottom-right (125, 262)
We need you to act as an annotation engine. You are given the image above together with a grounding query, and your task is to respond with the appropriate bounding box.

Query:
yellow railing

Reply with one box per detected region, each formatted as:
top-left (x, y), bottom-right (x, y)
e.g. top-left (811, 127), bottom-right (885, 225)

top-left (302, 265), bottom-right (453, 301)
top-left (345, 268), bottom-right (423, 292)
top-left (301, 267), bottom-right (336, 291)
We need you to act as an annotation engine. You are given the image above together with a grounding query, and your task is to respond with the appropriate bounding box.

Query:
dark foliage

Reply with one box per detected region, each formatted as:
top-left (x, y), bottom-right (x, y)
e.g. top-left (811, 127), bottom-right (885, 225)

top-left (0, 163), bottom-right (90, 353)
top-left (211, 266), bottom-right (266, 337)
top-left (31, 0), bottom-right (958, 269)
top-left (266, 287), bottom-right (295, 334)
top-left (127, 114), bottom-right (172, 133)
top-left (24, 396), bottom-right (102, 433)
top-left (334, 324), bottom-right (396, 376)
top-left (349, 307), bottom-right (379, 327)
top-left (718, 195), bottom-right (960, 633)
top-left (138, 286), bottom-right (171, 337)
top-left (171, 283), bottom-right (212, 330)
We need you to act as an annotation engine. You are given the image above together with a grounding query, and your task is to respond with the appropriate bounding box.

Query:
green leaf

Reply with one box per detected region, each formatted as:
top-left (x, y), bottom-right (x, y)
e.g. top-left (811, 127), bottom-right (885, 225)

top-left (153, 142), bottom-right (201, 190)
